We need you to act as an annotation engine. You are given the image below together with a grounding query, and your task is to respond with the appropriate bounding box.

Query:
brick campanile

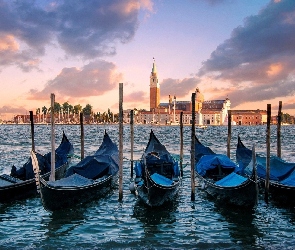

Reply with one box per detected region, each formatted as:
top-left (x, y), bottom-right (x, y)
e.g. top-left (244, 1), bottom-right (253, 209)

top-left (150, 58), bottom-right (160, 111)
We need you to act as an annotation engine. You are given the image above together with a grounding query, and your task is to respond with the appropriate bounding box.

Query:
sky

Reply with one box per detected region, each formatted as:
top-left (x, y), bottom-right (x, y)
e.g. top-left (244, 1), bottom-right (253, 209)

top-left (0, 0), bottom-right (295, 120)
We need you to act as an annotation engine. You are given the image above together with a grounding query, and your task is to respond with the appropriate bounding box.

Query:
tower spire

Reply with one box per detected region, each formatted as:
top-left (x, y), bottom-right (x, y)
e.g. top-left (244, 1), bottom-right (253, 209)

top-left (152, 57), bottom-right (157, 74)
top-left (150, 58), bottom-right (160, 111)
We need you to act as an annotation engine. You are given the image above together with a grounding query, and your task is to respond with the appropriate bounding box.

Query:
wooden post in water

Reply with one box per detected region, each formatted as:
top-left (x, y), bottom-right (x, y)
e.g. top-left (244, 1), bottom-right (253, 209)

top-left (252, 144), bottom-right (258, 204)
top-left (130, 109), bottom-right (134, 178)
top-left (277, 101), bottom-right (282, 158)
top-left (119, 83), bottom-right (123, 201)
top-left (227, 110), bottom-right (231, 158)
top-left (191, 93), bottom-right (196, 201)
top-left (180, 111), bottom-right (184, 177)
top-left (265, 104), bottom-right (271, 203)
top-left (50, 93), bottom-right (55, 182)
top-left (80, 112), bottom-right (84, 160)
top-left (29, 111), bottom-right (35, 152)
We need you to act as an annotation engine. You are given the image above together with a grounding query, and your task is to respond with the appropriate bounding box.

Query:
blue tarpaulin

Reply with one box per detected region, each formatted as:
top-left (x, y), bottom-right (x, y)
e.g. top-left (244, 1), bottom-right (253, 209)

top-left (196, 154), bottom-right (238, 176)
top-left (48, 173), bottom-right (94, 187)
top-left (215, 172), bottom-right (247, 187)
top-left (281, 169), bottom-right (295, 186)
top-left (150, 173), bottom-right (173, 186)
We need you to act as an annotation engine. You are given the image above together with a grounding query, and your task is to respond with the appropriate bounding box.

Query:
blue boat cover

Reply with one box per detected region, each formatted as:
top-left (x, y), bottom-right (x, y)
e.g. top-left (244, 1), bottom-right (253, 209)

top-left (236, 137), bottom-right (295, 181)
top-left (255, 156), bottom-right (295, 181)
top-left (150, 173), bottom-right (173, 186)
top-left (135, 161), bottom-right (142, 177)
top-left (10, 131), bottom-right (74, 180)
top-left (48, 173), bottom-right (94, 187)
top-left (65, 132), bottom-right (119, 180)
top-left (280, 169), bottom-right (295, 185)
top-left (196, 154), bottom-right (238, 176)
top-left (215, 172), bottom-right (247, 187)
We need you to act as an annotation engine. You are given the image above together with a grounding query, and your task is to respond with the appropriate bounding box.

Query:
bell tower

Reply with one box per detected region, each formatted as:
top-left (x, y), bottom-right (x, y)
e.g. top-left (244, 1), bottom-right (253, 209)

top-left (150, 58), bottom-right (160, 111)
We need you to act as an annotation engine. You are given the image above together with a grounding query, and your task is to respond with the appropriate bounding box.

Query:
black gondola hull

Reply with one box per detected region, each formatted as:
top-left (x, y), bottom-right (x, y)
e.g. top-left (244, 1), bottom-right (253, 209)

top-left (197, 173), bottom-right (258, 208)
top-left (269, 182), bottom-right (295, 206)
top-left (0, 163), bottom-right (68, 203)
top-left (39, 175), bottom-right (116, 211)
top-left (136, 174), bottom-right (180, 207)
top-left (133, 130), bottom-right (181, 207)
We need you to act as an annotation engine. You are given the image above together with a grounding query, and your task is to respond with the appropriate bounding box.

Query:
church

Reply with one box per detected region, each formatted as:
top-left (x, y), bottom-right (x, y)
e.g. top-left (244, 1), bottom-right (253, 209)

top-left (131, 59), bottom-right (231, 125)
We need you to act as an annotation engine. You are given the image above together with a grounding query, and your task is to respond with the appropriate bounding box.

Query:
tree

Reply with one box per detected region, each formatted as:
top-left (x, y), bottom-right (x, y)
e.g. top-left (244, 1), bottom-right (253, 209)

top-left (54, 102), bottom-right (61, 113)
top-left (62, 102), bottom-right (70, 114)
top-left (83, 104), bottom-right (93, 115)
top-left (42, 106), bottom-right (47, 115)
top-left (74, 104), bottom-right (83, 114)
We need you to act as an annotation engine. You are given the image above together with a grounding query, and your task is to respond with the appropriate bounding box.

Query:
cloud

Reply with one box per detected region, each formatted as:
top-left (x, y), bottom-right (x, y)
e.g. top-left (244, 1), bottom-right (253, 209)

top-left (124, 91), bottom-right (147, 102)
top-left (0, 34), bottom-right (40, 71)
top-left (0, 0), bottom-right (153, 69)
top-left (27, 60), bottom-right (123, 100)
top-left (160, 77), bottom-right (201, 99)
top-left (0, 105), bottom-right (27, 114)
top-left (199, 0), bottom-right (295, 107)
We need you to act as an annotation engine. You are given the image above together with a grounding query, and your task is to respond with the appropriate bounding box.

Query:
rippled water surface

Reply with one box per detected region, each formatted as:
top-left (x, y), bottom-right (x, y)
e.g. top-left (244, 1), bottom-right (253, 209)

top-left (0, 124), bottom-right (295, 249)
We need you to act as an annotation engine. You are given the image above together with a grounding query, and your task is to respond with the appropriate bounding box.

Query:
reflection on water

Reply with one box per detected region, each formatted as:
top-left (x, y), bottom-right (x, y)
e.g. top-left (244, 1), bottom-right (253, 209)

top-left (214, 204), bottom-right (261, 246)
top-left (42, 207), bottom-right (87, 237)
top-left (132, 198), bottom-right (178, 225)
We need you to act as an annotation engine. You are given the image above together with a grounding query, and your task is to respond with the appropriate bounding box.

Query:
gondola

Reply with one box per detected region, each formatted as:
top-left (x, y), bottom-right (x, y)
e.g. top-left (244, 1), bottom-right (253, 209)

top-left (236, 136), bottom-right (295, 205)
top-left (195, 136), bottom-right (258, 208)
top-left (0, 131), bottom-right (74, 202)
top-left (33, 131), bottom-right (119, 212)
top-left (132, 130), bottom-right (180, 207)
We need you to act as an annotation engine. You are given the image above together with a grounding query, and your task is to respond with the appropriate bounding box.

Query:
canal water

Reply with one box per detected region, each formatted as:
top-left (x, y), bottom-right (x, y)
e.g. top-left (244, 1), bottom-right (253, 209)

top-left (0, 124), bottom-right (294, 249)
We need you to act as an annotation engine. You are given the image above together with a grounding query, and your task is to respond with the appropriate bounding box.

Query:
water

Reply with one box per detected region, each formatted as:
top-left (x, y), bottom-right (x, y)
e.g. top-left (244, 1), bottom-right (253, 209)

top-left (0, 124), bottom-right (295, 249)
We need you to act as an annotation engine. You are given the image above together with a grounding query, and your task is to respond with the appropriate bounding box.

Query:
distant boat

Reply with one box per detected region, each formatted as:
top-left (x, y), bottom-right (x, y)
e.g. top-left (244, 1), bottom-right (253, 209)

top-left (34, 131), bottom-right (119, 212)
top-left (0, 132), bottom-right (74, 203)
top-left (195, 136), bottom-right (258, 208)
top-left (236, 136), bottom-right (295, 205)
top-left (131, 130), bottom-right (180, 207)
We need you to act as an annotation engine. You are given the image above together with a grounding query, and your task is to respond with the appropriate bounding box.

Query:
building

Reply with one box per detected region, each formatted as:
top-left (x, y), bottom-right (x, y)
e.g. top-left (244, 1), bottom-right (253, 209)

top-left (201, 99), bottom-right (231, 125)
top-left (123, 59), bottom-right (231, 125)
top-left (150, 58), bottom-right (160, 111)
top-left (231, 110), bottom-right (267, 125)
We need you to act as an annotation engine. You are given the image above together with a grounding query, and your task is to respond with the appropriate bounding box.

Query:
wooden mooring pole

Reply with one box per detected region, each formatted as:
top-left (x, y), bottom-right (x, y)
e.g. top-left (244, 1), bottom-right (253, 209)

top-left (29, 111), bottom-right (35, 152)
top-left (180, 111), bottom-right (184, 177)
top-left (119, 83), bottom-right (123, 201)
top-left (252, 144), bottom-right (258, 204)
top-left (265, 104), bottom-right (271, 203)
top-left (80, 113), bottom-right (84, 160)
top-left (50, 93), bottom-right (55, 182)
top-left (130, 109), bottom-right (134, 178)
top-left (277, 101), bottom-right (282, 158)
top-left (227, 110), bottom-right (232, 158)
top-left (191, 93), bottom-right (196, 201)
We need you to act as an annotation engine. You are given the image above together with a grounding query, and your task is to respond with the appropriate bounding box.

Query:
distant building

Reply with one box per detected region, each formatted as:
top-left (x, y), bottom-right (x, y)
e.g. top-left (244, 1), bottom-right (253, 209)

top-left (122, 59), bottom-right (231, 125)
top-left (124, 59), bottom-right (273, 126)
top-left (231, 110), bottom-right (267, 125)
top-left (201, 99), bottom-right (231, 125)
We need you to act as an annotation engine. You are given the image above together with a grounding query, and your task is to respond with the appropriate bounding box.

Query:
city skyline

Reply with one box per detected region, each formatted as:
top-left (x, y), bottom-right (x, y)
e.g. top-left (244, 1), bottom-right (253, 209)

top-left (0, 0), bottom-right (294, 120)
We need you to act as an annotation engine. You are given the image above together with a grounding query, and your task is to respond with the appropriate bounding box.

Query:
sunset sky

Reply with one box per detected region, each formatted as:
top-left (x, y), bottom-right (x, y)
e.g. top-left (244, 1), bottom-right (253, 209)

top-left (0, 0), bottom-right (295, 120)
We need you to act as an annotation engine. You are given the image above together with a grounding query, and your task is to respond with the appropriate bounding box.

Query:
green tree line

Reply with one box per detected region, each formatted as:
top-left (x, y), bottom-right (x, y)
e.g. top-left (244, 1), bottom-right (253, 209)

top-left (36, 102), bottom-right (118, 123)
top-left (281, 113), bottom-right (294, 124)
